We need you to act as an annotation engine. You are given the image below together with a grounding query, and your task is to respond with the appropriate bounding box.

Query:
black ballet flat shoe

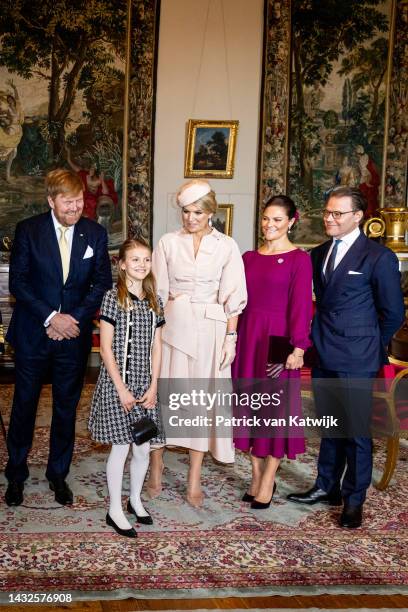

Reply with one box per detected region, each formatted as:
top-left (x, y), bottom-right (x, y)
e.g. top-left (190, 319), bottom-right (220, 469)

top-left (106, 513), bottom-right (137, 538)
top-left (243, 482), bottom-right (277, 504)
top-left (127, 499), bottom-right (153, 525)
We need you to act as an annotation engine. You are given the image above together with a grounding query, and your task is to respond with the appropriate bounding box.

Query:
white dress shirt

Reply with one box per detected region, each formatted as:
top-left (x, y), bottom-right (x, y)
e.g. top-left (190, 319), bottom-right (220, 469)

top-left (51, 210), bottom-right (74, 254)
top-left (322, 226), bottom-right (361, 275)
top-left (44, 212), bottom-right (75, 326)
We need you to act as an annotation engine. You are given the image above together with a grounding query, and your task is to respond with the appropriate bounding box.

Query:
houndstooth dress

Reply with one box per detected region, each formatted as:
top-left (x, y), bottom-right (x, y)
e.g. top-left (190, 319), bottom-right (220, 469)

top-left (88, 288), bottom-right (165, 445)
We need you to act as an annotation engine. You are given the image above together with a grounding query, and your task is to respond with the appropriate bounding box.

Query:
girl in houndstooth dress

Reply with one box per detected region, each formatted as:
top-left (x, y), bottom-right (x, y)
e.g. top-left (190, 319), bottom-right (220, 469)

top-left (88, 238), bottom-right (165, 538)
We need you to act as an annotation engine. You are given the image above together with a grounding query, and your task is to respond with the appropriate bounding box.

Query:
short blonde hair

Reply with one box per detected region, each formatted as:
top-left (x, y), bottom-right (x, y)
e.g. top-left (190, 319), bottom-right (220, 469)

top-left (190, 190), bottom-right (217, 214)
top-left (46, 169), bottom-right (84, 200)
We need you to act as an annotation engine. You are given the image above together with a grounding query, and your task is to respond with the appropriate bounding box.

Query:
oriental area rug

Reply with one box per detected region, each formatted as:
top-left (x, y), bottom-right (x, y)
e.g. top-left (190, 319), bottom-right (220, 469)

top-left (0, 385), bottom-right (407, 602)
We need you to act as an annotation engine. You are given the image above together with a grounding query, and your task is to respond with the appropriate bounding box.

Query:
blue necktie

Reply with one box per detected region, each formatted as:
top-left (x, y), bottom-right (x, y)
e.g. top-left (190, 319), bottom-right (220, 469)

top-left (324, 239), bottom-right (341, 281)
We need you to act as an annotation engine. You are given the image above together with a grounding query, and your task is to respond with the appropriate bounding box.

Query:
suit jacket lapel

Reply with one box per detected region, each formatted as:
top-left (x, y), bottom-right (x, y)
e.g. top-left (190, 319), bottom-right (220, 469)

top-left (318, 241), bottom-right (331, 286)
top-left (44, 211), bottom-right (64, 283)
top-left (322, 232), bottom-right (367, 303)
top-left (67, 219), bottom-right (88, 283)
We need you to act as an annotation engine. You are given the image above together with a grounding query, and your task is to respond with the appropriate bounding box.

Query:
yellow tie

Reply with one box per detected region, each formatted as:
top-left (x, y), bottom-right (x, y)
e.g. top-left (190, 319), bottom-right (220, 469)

top-left (58, 226), bottom-right (70, 283)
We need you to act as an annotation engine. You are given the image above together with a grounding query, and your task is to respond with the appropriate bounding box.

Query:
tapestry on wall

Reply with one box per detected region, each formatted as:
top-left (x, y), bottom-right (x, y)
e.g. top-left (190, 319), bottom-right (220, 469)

top-left (0, 0), bottom-right (160, 258)
top-left (385, 0), bottom-right (408, 206)
top-left (127, 0), bottom-right (160, 242)
top-left (256, 0), bottom-right (291, 243)
top-left (258, 0), bottom-right (403, 247)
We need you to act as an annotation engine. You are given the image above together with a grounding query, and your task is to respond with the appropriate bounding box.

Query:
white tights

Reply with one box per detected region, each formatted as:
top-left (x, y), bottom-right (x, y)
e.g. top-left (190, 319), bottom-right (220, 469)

top-left (106, 442), bottom-right (150, 530)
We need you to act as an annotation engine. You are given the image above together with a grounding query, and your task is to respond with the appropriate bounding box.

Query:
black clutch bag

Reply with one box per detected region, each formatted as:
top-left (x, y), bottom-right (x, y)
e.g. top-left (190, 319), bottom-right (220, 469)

top-left (267, 336), bottom-right (318, 368)
top-left (130, 414), bottom-right (158, 446)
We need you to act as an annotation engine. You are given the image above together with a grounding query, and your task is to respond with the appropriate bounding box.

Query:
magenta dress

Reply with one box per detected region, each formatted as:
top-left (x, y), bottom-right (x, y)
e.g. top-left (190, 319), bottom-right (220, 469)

top-left (232, 249), bottom-right (313, 459)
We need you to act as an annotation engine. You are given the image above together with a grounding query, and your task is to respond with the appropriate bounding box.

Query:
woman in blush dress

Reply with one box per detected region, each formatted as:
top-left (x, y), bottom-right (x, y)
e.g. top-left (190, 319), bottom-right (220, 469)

top-left (148, 179), bottom-right (247, 507)
top-left (232, 195), bottom-right (313, 509)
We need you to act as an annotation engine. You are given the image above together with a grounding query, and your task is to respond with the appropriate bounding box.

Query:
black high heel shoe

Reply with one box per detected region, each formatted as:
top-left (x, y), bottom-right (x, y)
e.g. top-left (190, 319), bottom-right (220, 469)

top-left (106, 513), bottom-right (137, 538)
top-left (127, 499), bottom-right (153, 525)
top-left (243, 482), bottom-right (276, 504)
top-left (250, 482), bottom-right (277, 510)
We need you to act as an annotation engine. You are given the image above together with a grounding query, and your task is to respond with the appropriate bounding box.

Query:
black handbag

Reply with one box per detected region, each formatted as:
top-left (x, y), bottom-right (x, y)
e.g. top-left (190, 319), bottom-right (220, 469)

top-left (130, 414), bottom-right (158, 446)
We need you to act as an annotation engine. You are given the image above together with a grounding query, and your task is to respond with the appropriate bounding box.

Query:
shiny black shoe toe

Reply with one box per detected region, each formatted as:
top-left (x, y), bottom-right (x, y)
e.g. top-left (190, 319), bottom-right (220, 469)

top-left (106, 513), bottom-right (137, 538)
top-left (49, 479), bottom-right (73, 506)
top-left (340, 504), bottom-right (363, 529)
top-left (287, 485), bottom-right (342, 506)
top-left (127, 499), bottom-right (153, 525)
top-left (5, 481), bottom-right (24, 507)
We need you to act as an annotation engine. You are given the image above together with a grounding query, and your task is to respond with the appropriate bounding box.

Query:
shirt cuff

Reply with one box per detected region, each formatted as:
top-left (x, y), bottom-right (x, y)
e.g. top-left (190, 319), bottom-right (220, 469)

top-left (44, 311), bottom-right (57, 327)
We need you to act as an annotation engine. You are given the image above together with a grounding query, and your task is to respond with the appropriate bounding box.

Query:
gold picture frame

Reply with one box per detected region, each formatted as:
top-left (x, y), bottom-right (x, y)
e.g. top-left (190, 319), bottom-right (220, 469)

top-left (213, 204), bottom-right (233, 236)
top-left (184, 119), bottom-right (239, 179)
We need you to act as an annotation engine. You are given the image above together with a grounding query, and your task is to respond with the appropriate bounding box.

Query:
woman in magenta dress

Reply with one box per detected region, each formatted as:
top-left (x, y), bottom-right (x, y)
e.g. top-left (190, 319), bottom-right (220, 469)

top-left (232, 195), bottom-right (313, 509)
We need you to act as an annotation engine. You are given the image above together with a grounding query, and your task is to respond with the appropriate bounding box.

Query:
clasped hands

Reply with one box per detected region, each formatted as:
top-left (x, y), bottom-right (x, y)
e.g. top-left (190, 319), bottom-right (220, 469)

top-left (46, 313), bottom-right (80, 341)
top-left (119, 384), bottom-right (157, 414)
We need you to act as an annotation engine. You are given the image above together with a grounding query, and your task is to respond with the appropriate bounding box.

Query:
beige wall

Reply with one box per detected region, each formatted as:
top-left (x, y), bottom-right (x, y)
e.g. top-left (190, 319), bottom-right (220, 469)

top-left (153, 0), bottom-right (264, 252)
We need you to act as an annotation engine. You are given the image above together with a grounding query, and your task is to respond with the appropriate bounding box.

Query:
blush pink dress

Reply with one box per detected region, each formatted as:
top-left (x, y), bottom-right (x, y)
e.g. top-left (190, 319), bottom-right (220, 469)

top-left (153, 228), bottom-right (247, 462)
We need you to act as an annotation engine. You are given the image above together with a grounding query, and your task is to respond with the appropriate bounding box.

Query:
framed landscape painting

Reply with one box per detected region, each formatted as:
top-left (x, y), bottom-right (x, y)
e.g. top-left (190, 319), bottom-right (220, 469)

top-left (184, 119), bottom-right (239, 179)
top-left (212, 203), bottom-right (233, 236)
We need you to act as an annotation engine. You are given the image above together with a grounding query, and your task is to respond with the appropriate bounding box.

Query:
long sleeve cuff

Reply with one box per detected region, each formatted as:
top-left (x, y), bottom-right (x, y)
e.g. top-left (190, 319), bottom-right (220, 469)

top-left (44, 311), bottom-right (57, 327)
top-left (290, 337), bottom-right (312, 351)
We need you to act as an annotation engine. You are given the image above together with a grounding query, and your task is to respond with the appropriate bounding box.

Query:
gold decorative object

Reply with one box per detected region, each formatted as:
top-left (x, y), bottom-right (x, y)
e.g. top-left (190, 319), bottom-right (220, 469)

top-left (1, 237), bottom-right (12, 251)
top-left (363, 217), bottom-right (386, 239)
top-left (379, 207), bottom-right (408, 251)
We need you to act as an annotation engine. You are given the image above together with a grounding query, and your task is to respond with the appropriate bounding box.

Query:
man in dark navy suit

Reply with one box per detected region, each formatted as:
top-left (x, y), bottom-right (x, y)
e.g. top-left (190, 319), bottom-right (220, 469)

top-left (5, 169), bottom-right (112, 506)
top-left (288, 186), bottom-right (404, 528)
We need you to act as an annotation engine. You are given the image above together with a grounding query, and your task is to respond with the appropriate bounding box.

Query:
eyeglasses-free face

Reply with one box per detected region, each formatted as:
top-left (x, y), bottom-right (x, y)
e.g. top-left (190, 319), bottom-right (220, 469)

top-left (323, 195), bottom-right (363, 238)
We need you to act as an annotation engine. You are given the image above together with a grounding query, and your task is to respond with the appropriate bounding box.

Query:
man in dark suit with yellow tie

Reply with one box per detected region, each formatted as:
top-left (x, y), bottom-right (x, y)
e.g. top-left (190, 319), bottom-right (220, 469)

top-left (288, 186), bottom-right (404, 528)
top-left (5, 169), bottom-right (112, 506)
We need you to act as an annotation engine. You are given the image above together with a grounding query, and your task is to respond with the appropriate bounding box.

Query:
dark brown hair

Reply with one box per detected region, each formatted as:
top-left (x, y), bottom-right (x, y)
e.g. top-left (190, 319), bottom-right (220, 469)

top-left (263, 194), bottom-right (297, 219)
top-left (326, 186), bottom-right (367, 213)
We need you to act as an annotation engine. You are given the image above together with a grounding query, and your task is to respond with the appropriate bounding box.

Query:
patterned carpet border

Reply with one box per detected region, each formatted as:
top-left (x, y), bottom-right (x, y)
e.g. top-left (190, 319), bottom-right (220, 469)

top-left (0, 385), bottom-right (407, 600)
top-left (1, 586), bottom-right (408, 605)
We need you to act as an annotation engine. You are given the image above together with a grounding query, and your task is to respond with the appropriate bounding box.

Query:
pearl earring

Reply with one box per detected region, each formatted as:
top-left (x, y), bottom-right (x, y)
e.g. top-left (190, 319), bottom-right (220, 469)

top-left (209, 217), bottom-right (213, 227)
